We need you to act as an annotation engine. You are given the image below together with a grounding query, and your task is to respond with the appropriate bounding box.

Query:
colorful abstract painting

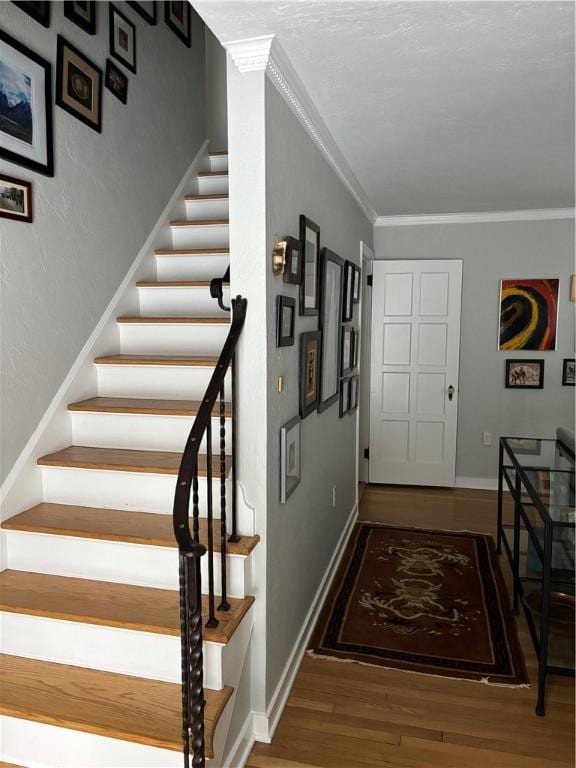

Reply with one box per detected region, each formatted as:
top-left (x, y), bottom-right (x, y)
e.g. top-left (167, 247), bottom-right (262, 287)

top-left (499, 279), bottom-right (559, 350)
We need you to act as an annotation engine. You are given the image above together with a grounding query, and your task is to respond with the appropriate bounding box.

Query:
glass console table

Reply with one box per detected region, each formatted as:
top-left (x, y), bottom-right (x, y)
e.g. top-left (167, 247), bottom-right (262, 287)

top-left (497, 437), bottom-right (575, 715)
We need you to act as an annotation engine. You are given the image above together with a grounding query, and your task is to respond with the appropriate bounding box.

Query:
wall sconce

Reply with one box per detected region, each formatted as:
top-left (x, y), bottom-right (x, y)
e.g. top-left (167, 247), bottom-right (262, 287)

top-left (272, 238), bottom-right (288, 277)
top-left (571, 274), bottom-right (575, 302)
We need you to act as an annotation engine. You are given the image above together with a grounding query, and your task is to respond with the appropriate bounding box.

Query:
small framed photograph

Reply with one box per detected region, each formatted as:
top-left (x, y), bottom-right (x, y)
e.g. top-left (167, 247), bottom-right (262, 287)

top-left (342, 261), bottom-right (355, 322)
top-left (341, 326), bottom-right (353, 376)
top-left (165, 0), bottom-right (192, 47)
top-left (64, 1), bottom-right (97, 35)
top-left (0, 30), bottom-right (54, 176)
top-left (105, 59), bottom-right (128, 104)
top-left (0, 174), bottom-right (32, 223)
top-left (280, 415), bottom-right (301, 503)
top-left (12, 1), bottom-right (51, 27)
top-left (110, 3), bottom-right (137, 73)
top-left (276, 295), bottom-right (295, 347)
top-left (340, 377), bottom-right (351, 417)
top-left (56, 36), bottom-right (102, 133)
top-left (283, 235), bottom-right (303, 285)
top-left (562, 358), bottom-right (575, 386)
top-left (349, 375), bottom-right (359, 412)
top-left (352, 264), bottom-right (361, 304)
top-left (352, 329), bottom-right (359, 369)
top-left (300, 330), bottom-right (321, 418)
top-left (299, 215), bottom-right (320, 315)
top-left (319, 248), bottom-right (344, 412)
top-left (505, 359), bottom-right (544, 389)
top-left (128, 1), bottom-right (157, 24)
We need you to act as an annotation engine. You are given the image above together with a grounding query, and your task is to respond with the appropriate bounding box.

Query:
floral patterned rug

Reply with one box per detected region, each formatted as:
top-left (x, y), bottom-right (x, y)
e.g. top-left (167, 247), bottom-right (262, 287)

top-left (309, 523), bottom-right (528, 685)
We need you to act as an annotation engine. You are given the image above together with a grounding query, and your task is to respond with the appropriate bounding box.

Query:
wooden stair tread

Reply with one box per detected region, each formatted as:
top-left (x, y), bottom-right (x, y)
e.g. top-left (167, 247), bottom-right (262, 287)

top-left (117, 315), bottom-right (230, 324)
top-left (94, 354), bottom-right (220, 367)
top-left (0, 570), bottom-right (254, 643)
top-left (2, 503), bottom-right (259, 555)
top-left (185, 193), bottom-right (228, 201)
top-left (37, 446), bottom-right (231, 476)
top-left (68, 397), bottom-right (232, 417)
top-left (198, 171), bottom-right (228, 177)
top-left (208, 151), bottom-right (227, 156)
top-left (154, 247), bottom-right (229, 256)
top-left (136, 280), bottom-right (229, 288)
top-left (0, 654), bottom-right (231, 756)
top-left (169, 219), bottom-right (229, 227)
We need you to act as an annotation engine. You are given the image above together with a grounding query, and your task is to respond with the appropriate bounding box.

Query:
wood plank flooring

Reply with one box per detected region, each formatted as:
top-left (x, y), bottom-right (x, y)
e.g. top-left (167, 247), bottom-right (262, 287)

top-left (248, 485), bottom-right (574, 768)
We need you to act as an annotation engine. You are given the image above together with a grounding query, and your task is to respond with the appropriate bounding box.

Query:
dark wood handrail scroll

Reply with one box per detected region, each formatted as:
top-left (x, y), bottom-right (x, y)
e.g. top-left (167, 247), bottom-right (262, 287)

top-left (173, 295), bottom-right (247, 767)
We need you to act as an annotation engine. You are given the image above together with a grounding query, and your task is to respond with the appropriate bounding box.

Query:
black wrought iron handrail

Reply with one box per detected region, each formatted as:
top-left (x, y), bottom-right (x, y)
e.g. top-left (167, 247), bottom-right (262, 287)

top-left (210, 266), bottom-right (230, 312)
top-left (173, 295), bottom-right (247, 767)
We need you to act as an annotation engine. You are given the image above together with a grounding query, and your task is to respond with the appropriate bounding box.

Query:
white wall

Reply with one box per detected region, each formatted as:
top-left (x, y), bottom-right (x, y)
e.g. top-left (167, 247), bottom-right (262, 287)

top-left (375, 218), bottom-right (575, 481)
top-left (206, 27), bottom-right (228, 151)
top-left (0, 1), bottom-right (207, 481)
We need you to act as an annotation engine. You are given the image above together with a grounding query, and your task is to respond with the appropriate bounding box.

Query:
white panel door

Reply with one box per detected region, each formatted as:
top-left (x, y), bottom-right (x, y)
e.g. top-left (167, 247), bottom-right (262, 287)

top-left (369, 260), bottom-right (462, 486)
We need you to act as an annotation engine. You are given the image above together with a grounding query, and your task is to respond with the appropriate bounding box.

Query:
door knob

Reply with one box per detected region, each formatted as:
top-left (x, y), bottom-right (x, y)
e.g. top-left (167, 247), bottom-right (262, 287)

top-left (448, 385), bottom-right (455, 401)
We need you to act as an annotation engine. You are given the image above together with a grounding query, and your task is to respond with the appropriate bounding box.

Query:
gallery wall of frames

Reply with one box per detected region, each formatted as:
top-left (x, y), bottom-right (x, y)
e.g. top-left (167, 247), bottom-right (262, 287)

top-left (0, 1), bottom-right (193, 222)
top-left (275, 216), bottom-right (361, 503)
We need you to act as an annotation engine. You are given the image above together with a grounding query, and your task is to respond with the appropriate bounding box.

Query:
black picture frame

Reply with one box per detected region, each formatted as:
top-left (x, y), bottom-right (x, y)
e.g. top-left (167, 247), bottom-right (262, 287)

top-left (505, 359), bottom-right (544, 389)
top-left (276, 295), bottom-right (295, 347)
top-left (12, 1), bottom-right (50, 27)
top-left (349, 375), bottom-right (359, 412)
top-left (110, 3), bottom-right (137, 73)
top-left (56, 36), bottom-right (103, 133)
top-left (0, 30), bottom-right (54, 176)
top-left (342, 260), bottom-right (355, 322)
top-left (283, 235), bottom-right (303, 285)
top-left (64, 1), bottom-right (97, 35)
top-left (562, 358), bottom-right (575, 386)
top-left (318, 248), bottom-right (344, 412)
top-left (0, 173), bottom-right (33, 223)
top-left (299, 330), bottom-right (321, 418)
top-left (352, 264), bottom-right (361, 304)
top-left (165, 0), bottom-right (192, 47)
top-left (299, 215), bottom-right (320, 316)
top-left (128, 1), bottom-right (158, 24)
top-left (105, 59), bottom-right (128, 104)
top-left (352, 329), bottom-right (359, 369)
top-left (339, 377), bottom-right (351, 417)
top-left (340, 326), bottom-right (353, 376)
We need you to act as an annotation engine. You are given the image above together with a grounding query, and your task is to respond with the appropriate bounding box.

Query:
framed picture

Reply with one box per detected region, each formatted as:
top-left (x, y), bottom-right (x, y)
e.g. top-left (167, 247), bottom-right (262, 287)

top-left (300, 330), bottom-right (321, 418)
top-left (319, 248), bottom-right (344, 412)
top-left (562, 359), bottom-right (575, 386)
top-left (499, 279), bottom-right (559, 351)
top-left (505, 359), bottom-right (544, 389)
top-left (349, 375), bottom-right (359, 412)
top-left (276, 295), bottom-right (295, 347)
top-left (341, 326), bottom-right (353, 376)
top-left (0, 30), bottom-right (54, 176)
top-left (299, 215), bottom-right (320, 315)
top-left (128, 1), bottom-right (157, 24)
top-left (165, 1), bottom-right (192, 47)
top-left (64, 1), bottom-right (97, 35)
top-left (280, 415), bottom-right (301, 503)
top-left (105, 59), bottom-right (128, 104)
top-left (0, 174), bottom-right (32, 222)
top-left (339, 377), bottom-right (351, 417)
top-left (283, 235), bottom-right (303, 285)
top-left (110, 3), bottom-right (137, 73)
top-left (352, 329), bottom-right (359, 369)
top-left (11, 1), bottom-right (50, 27)
top-left (56, 36), bottom-right (102, 133)
top-left (342, 260), bottom-right (355, 322)
top-left (352, 264), bottom-right (361, 304)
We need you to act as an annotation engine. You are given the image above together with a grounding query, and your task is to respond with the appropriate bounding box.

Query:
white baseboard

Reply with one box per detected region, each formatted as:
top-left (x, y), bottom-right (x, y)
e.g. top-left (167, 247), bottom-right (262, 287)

top-left (221, 713), bottom-right (255, 768)
top-left (455, 476), bottom-right (499, 491)
top-left (251, 503), bottom-right (359, 745)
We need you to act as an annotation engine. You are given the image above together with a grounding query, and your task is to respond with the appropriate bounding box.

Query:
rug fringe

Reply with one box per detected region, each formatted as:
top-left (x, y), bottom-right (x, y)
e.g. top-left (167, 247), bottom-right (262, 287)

top-left (305, 649), bottom-right (531, 689)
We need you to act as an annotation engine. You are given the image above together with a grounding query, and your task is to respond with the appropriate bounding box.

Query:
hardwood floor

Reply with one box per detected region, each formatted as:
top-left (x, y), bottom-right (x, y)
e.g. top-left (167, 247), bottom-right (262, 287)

top-left (248, 486), bottom-right (575, 768)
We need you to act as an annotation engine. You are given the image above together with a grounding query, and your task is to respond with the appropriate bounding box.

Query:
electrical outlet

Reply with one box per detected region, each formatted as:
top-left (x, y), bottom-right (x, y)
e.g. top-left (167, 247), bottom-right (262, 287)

top-left (482, 431), bottom-right (492, 447)
top-left (332, 486), bottom-right (337, 508)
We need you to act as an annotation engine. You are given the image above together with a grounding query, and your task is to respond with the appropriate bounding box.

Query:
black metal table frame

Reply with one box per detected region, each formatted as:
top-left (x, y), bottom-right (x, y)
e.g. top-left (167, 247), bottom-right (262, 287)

top-left (497, 436), bottom-right (575, 716)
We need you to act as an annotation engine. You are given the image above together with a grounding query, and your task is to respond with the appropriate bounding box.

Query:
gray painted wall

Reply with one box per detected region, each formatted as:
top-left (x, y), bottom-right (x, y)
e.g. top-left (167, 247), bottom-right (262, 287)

top-left (0, 1), bottom-right (206, 482)
top-left (264, 79), bottom-right (373, 697)
top-left (374, 219), bottom-right (575, 480)
top-left (205, 28), bottom-right (228, 151)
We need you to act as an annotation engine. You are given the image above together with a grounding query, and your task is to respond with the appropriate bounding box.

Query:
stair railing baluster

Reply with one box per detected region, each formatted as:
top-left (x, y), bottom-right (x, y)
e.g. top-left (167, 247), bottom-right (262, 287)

top-left (228, 351), bottom-right (240, 543)
top-left (192, 461), bottom-right (199, 543)
top-left (205, 419), bottom-right (217, 628)
top-left (218, 384), bottom-right (230, 611)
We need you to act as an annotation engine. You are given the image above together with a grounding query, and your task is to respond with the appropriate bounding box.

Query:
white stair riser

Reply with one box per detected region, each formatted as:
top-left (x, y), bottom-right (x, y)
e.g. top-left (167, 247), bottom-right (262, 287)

top-left (184, 197), bottom-right (228, 220)
top-left (155, 254), bottom-right (229, 282)
top-left (71, 412), bottom-right (232, 454)
top-left (96, 364), bottom-right (230, 401)
top-left (5, 532), bottom-right (251, 596)
top-left (0, 716), bottom-right (182, 767)
top-left (119, 323), bottom-right (229, 356)
top-left (138, 286), bottom-right (231, 317)
top-left (209, 155), bottom-right (228, 172)
top-left (197, 175), bottom-right (228, 195)
top-left (171, 224), bottom-right (229, 250)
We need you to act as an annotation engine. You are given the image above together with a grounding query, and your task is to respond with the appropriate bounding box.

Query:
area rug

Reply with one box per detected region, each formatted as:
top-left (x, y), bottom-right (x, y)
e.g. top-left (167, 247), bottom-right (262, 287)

top-left (309, 523), bottom-right (528, 686)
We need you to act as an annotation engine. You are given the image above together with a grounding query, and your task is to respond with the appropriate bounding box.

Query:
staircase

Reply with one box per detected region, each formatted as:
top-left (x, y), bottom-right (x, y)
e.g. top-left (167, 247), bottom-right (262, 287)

top-left (0, 152), bottom-right (257, 767)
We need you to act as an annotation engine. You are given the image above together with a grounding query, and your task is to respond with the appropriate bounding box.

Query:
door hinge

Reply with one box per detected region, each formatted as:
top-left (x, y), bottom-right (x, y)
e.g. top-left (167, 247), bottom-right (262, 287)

top-left (367, 275), bottom-right (373, 287)
top-left (363, 448), bottom-right (370, 460)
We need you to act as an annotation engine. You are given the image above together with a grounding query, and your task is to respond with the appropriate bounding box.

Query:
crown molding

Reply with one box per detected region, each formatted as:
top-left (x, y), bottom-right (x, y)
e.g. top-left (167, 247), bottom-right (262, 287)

top-left (224, 35), bottom-right (377, 224)
top-left (375, 208), bottom-right (575, 227)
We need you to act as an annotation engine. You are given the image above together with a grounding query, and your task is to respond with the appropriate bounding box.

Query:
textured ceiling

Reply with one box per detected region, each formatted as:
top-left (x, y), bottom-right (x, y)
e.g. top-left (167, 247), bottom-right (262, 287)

top-left (194, 1), bottom-right (575, 216)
